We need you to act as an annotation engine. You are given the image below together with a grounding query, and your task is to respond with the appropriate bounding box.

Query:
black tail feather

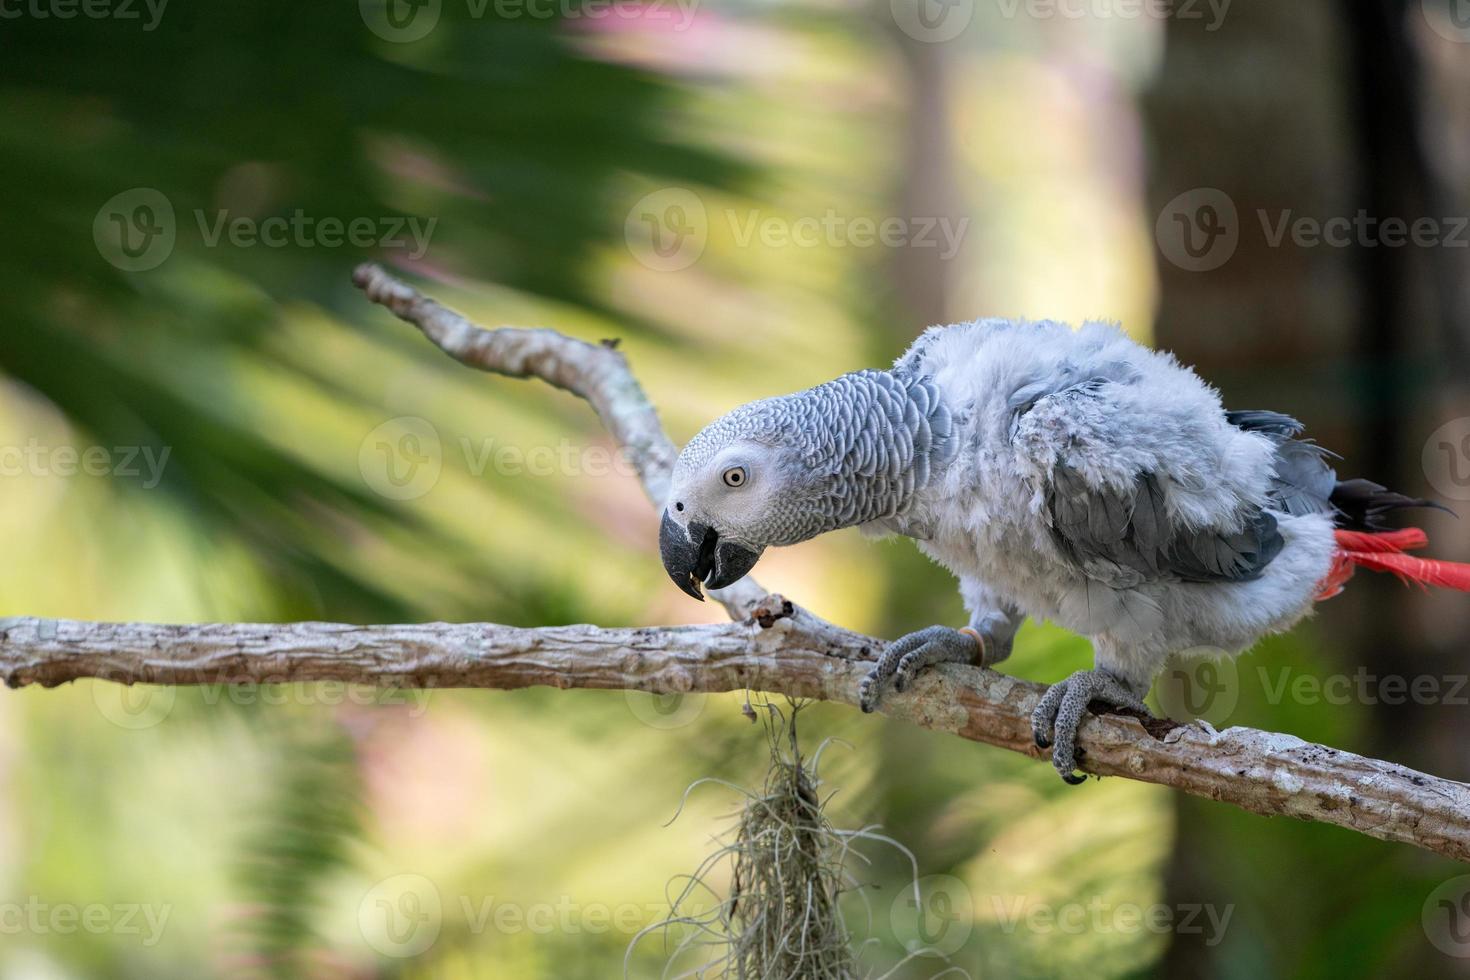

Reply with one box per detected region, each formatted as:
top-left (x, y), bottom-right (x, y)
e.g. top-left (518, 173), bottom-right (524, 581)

top-left (1330, 478), bottom-right (1455, 531)
top-left (1226, 407), bottom-right (1457, 531)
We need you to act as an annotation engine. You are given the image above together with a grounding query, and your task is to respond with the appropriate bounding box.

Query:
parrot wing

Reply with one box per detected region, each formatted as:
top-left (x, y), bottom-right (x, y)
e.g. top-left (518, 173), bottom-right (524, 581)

top-left (1021, 381), bottom-right (1286, 588)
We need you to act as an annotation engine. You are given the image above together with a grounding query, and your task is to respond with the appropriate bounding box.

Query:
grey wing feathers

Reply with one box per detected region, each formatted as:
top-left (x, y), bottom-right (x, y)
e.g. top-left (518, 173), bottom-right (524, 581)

top-left (1224, 409), bottom-right (1305, 438)
top-left (1046, 465), bottom-right (1284, 585)
top-left (1036, 391), bottom-right (1286, 585)
top-left (1161, 509), bottom-right (1284, 582)
top-left (1266, 440), bottom-right (1338, 517)
top-left (1225, 408), bottom-right (1341, 519)
top-left (1227, 407), bottom-right (1337, 516)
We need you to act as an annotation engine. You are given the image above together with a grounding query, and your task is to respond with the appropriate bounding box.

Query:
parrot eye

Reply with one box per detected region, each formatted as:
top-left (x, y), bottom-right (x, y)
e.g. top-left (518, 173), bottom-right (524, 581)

top-left (722, 466), bottom-right (748, 488)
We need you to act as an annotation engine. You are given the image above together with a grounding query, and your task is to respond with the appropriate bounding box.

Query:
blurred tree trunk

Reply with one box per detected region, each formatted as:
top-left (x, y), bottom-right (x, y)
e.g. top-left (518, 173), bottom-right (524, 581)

top-left (887, 23), bottom-right (962, 331)
top-left (1146, 0), bottom-right (1470, 974)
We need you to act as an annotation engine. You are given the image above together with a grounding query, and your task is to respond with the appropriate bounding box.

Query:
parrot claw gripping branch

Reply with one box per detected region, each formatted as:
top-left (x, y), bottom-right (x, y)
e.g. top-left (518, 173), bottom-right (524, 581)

top-left (3, 263), bottom-right (1469, 865)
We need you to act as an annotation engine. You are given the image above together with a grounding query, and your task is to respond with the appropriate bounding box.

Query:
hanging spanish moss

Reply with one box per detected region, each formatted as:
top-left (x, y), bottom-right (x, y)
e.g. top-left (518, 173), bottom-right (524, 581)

top-left (628, 699), bottom-right (971, 980)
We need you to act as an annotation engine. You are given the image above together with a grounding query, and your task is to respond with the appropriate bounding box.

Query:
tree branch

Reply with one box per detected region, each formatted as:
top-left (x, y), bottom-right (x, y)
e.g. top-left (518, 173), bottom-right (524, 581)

top-left (3, 609), bottom-right (1469, 863)
top-left (349, 262), bottom-right (768, 616)
top-left (5, 262), bottom-right (1465, 866)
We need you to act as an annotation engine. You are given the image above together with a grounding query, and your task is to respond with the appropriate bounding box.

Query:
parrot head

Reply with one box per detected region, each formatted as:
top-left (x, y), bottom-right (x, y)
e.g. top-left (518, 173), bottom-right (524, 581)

top-left (659, 395), bottom-right (832, 601)
top-left (658, 370), bottom-right (954, 600)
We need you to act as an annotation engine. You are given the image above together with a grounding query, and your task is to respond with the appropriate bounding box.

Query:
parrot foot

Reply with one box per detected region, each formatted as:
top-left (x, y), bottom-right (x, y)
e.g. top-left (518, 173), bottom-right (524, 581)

top-left (1030, 669), bottom-right (1151, 785)
top-left (858, 626), bottom-right (982, 713)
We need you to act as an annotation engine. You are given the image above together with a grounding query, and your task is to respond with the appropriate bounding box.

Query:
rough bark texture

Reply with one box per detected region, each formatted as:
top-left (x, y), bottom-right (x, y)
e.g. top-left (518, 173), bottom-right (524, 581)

top-left (4, 262), bottom-right (1466, 866)
top-left (3, 609), bottom-right (1470, 862)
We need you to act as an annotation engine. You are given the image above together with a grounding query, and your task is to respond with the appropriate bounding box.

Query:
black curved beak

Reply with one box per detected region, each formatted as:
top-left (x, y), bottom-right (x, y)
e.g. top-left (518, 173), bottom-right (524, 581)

top-left (659, 512), bottom-right (762, 601)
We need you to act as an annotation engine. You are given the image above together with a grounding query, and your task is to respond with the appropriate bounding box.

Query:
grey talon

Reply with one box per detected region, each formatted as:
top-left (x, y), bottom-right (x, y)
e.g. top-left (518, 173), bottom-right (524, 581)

top-left (858, 625), bottom-right (985, 713)
top-left (1031, 668), bottom-right (1151, 784)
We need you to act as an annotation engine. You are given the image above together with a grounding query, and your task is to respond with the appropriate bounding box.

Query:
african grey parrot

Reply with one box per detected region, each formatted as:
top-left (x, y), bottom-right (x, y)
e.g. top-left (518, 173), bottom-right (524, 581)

top-left (658, 319), bottom-right (1470, 782)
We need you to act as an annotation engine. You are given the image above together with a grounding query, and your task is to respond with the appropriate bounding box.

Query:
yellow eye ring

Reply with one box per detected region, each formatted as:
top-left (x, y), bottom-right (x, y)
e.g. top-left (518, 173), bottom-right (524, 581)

top-left (722, 466), bottom-right (747, 488)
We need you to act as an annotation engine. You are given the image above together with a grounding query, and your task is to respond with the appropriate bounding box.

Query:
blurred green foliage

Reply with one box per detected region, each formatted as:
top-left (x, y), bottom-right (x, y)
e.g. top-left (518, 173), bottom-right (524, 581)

top-left (0, 2), bottom-right (1463, 978)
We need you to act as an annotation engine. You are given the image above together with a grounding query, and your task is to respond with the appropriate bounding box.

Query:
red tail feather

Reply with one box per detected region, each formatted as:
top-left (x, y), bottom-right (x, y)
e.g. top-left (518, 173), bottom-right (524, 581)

top-left (1343, 551), bottom-right (1470, 592)
top-left (1332, 528), bottom-right (1428, 553)
top-left (1318, 528), bottom-right (1470, 600)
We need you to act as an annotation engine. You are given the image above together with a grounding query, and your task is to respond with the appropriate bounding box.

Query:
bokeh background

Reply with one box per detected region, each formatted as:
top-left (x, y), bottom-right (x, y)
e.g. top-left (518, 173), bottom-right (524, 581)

top-left (3, 0), bottom-right (1470, 976)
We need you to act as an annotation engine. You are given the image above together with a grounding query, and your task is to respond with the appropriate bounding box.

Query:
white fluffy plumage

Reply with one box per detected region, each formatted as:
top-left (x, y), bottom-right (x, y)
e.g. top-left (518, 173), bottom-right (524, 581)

top-left (893, 318), bottom-right (1337, 690)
